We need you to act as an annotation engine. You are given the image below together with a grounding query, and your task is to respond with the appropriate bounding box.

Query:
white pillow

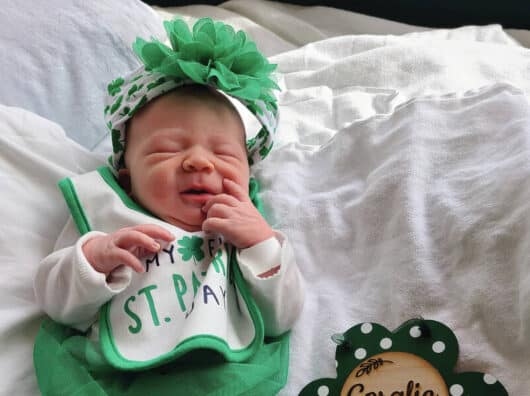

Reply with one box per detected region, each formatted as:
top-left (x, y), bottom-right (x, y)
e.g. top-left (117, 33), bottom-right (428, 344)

top-left (0, 0), bottom-right (164, 150)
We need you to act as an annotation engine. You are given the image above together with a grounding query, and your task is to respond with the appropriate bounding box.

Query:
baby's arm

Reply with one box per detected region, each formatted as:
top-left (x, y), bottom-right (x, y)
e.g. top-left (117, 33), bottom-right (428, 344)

top-left (237, 232), bottom-right (304, 337)
top-left (34, 220), bottom-right (173, 331)
top-left (202, 178), bottom-right (304, 336)
top-left (34, 219), bottom-right (126, 331)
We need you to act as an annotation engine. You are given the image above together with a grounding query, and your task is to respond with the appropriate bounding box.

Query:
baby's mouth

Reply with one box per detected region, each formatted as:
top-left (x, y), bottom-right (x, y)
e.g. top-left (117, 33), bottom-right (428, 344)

top-left (184, 189), bottom-right (209, 194)
top-left (180, 188), bottom-right (214, 204)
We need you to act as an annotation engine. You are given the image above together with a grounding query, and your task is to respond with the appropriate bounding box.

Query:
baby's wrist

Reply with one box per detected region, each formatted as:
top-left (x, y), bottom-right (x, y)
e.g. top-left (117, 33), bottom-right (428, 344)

top-left (75, 232), bottom-right (132, 293)
top-left (81, 235), bottom-right (108, 275)
top-left (238, 234), bottom-right (283, 278)
top-left (243, 226), bottom-right (275, 249)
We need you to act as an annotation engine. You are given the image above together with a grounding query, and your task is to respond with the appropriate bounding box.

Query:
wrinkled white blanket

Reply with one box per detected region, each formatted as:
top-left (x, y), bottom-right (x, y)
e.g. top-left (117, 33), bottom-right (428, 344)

top-left (258, 83), bottom-right (530, 395)
top-left (2, 2), bottom-right (530, 395)
top-left (0, 107), bottom-right (105, 395)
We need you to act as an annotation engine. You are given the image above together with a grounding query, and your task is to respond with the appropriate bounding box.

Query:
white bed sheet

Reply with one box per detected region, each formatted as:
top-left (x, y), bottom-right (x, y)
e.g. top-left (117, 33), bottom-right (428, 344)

top-left (1, 1), bottom-right (530, 395)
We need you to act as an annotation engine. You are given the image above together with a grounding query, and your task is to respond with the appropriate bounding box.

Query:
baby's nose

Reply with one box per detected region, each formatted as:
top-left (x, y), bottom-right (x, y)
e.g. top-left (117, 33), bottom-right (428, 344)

top-left (182, 148), bottom-right (214, 172)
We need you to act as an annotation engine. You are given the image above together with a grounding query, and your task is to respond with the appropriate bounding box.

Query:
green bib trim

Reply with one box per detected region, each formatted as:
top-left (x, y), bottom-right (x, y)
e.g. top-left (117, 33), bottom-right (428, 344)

top-left (97, 166), bottom-right (153, 217)
top-left (58, 177), bottom-right (91, 235)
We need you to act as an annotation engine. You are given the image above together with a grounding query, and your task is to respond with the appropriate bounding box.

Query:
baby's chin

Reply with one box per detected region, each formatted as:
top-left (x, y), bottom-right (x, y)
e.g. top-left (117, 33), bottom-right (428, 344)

top-left (162, 212), bottom-right (205, 232)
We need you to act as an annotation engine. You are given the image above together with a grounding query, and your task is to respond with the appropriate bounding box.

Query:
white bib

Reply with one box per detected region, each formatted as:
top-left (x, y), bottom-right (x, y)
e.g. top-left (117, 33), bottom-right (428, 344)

top-left (59, 167), bottom-right (264, 370)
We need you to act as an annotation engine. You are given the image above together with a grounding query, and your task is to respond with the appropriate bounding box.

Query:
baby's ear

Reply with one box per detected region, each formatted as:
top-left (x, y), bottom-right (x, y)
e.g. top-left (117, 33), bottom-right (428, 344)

top-left (118, 168), bottom-right (132, 195)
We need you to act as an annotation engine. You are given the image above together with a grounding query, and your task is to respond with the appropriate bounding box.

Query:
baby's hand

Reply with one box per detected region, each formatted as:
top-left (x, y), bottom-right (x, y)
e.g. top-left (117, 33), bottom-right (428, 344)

top-left (82, 224), bottom-right (174, 275)
top-left (202, 179), bottom-right (275, 249)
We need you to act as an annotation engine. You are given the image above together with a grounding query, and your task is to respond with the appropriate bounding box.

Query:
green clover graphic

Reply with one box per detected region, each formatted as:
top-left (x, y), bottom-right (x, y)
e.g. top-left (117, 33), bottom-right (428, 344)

top-left (110, 128), bottom-right (123, 153)
top-left (146, 76), bottom-right (167, 91)
top-left (177, 236), bottom-right (205, 265)
top-left (109, 95), bottom-right (123, 115)
top-left (127, 83), bottom-right (144, 100)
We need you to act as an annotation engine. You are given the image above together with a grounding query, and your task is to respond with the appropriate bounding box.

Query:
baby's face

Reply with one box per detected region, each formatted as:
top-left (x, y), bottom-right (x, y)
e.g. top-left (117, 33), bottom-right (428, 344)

top-left (124, 90), bottom-right (249, 231)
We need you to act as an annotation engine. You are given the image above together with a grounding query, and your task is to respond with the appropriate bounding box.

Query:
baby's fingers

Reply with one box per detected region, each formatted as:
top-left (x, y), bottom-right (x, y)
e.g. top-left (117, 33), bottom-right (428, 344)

top-left (130, 224), bottom-right (175, 242)
top-left (202, 217), bottom-right (229, 237)
top-left (222, 178), bottom-right (249, 202)
top-left (115, 229), bottom-right (162, 254)
top-left (202, 194), bottom-right (239, 213)
top-left (110, 248), bottom-right (145, 273)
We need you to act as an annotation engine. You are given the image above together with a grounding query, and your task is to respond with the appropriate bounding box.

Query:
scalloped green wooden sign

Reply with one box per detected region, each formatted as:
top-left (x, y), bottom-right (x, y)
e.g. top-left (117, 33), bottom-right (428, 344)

top-left (299, 319), bottom-right (508, 396)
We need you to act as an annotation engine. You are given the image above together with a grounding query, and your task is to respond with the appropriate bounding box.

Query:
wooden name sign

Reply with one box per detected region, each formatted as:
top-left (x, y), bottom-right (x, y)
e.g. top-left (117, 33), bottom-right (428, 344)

top-left (299, 319), bottom-right (508, 396)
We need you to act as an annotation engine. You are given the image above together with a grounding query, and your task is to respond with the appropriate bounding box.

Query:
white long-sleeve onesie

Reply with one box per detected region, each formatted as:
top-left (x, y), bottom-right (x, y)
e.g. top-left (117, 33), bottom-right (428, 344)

top-left (34, 217), bottom-right (304, 338)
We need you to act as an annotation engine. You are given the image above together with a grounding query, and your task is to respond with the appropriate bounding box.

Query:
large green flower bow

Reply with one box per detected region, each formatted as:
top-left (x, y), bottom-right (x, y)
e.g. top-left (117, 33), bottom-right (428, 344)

top-left (133, 18), bottom-right (279, 113)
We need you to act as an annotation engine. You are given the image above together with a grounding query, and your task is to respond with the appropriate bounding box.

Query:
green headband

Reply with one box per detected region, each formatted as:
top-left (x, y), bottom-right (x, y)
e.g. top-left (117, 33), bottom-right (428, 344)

top-left (104, 17), bottom-right (280, 175)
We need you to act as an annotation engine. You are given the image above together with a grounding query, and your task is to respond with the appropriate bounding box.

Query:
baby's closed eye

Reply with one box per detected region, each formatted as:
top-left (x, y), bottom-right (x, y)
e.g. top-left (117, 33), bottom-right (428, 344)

top-left (214, 145), bottom-right (245, 159)
top-left (214, 149), bottom-right (238, 158)
top-left (150, 143), bottom-right (183, 154)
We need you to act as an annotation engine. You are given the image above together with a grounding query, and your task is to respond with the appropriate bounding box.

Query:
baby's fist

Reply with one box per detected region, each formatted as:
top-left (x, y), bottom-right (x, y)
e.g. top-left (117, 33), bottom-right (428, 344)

top-left (202, 179), bottom-right (274, 248)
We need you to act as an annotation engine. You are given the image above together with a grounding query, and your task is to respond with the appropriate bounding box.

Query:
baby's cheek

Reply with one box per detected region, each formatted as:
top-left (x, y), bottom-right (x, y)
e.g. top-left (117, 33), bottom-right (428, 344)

top-left (219, 165), bottom-right (249, 194)
top-left (145, 168), bottom-right (174, 199)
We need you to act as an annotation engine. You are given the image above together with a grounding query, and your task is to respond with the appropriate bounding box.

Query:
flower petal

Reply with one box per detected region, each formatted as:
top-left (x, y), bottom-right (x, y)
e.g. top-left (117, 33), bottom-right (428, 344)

top-left (177, 59), bottom-right (209, 83)
top-left (214, 46), bottom-right (239, 67)
top-left (133, 39), bottom-right (173, 70)
top-left (235, 30), bottom-right (247, 47)
top-left (179, 41), bottom-right (213, 62)
top-left (228, 78), bottom-right (261, 101)
top-left (215, 23), bottom-right (235, 44)
top-left (193, 18), bottom-right (213, 36)
top-left (193, 18), bottom-right (216, 45)
top-left (231, 51), bottom-right (265, 74)
top-left (164, 19), bottom-right (192, 51)
top-left (157, 54), bottom-right (186, 78)
top-left (241, 40), bottom-right (258, 53)
top-left (209, 61), bottom-right (240, 90)
top-left (256, 76), bottom-right (280, 90)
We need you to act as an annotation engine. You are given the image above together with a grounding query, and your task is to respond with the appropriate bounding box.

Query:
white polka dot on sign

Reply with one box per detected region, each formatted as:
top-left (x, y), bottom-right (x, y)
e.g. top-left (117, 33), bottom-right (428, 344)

top-left (354, 348), bottom-right (367, 360)
top-left (317, 385), bottom-right (329, 396)
top-left (335, 360), bottom-right (338, 368)
top-left (409, 326), bottom-right (422, 338)
top-left (432, 341), bottom-right (446, 353)
top-left (483, 374), bottom-right (497, 384)
top-left (361, 323), bottom-right (373, 334)
top-left (380, 338), bottom-right (392, 349)
top-left (449, 384), bottom-right (463, 396)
